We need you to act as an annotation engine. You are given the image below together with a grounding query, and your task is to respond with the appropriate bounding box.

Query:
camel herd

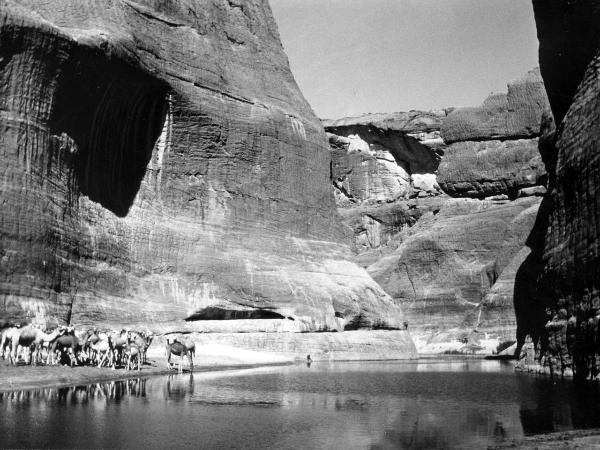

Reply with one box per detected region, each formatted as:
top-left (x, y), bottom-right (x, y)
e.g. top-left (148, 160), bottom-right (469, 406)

top-left (0, 324), bottom-right (196, 372)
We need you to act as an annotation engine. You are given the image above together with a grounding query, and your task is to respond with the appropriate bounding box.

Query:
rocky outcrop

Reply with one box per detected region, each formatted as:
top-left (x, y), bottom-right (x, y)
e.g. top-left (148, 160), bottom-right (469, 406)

top-left (324, 110), bottom-right (446, 177)
top-left (325, 69), bottom-right (549, 353)
top-left (368, 197), bottom-right (540, 352)
top-left (329, 133), bottom-right (412, 205)
top-left (437, 68), bottom-right (550, 200)
top-left (437, 139), bottom-right (546, 198)
top-left (514, 0), bottom-right (600, 378)
top-left (440, 68), bottom-right (549, 144)
top-left (0, 0), bottom-right (411, 341)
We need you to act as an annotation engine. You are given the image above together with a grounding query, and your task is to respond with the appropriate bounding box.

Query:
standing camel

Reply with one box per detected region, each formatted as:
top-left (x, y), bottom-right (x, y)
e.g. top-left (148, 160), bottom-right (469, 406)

top-left (165, 337), bottom-right (193, 373)
top-left (85, 331), bottom-right (115, 368)
top-left (1, 327), bottom-right (20, 359)
top-left (125, 344), bottom-right (141, 371)
top-left (9, 326), bottom-right (63, 366)
top-left (49, 333), bottom-right (81, 366)
top-left (81, 329), bottom-right (100, 363)
top-left (108, 330), bottom-right (129, 367)
top-left (128, 331), bottom-right (154, 365)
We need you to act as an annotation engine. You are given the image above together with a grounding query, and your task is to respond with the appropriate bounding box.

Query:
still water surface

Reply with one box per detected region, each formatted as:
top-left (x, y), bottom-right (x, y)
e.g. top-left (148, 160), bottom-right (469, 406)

top-left (2, 360), bottom-right (600, 449)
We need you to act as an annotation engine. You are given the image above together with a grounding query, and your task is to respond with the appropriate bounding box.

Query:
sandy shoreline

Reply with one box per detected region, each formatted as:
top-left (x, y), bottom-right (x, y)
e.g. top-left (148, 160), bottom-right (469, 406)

top-left (0, 358), bottom-right (296, 393)
top-left (0, 342), bottom-right (299, 393)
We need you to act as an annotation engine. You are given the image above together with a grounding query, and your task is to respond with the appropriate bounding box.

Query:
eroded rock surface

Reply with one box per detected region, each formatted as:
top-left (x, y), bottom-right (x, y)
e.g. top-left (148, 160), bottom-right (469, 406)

top-left (437, 139), bottom-right (545, 198)
top-left (440, 68), bottom-right (550, 144)
top-left (368, 197), bottom-right (540, 352)
top-left (514, 0), bottom-right (600, 379)
top-left (0, 0), bottom-right (411, 340)
top-left (324, 69), bottom-right (549, 353)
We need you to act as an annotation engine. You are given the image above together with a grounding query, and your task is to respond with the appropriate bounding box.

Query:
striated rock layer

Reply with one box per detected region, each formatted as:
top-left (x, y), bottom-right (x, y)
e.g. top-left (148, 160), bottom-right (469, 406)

top-left (325, 69), bottom-right (549, 353)
top-left (440, 68), bottom-right (549, 144)
top-left (514, 0), bottom-right (600, 378)
top-left (0, 0), bottom-right (411, 342)
top-left (368, 197), bottom-right (541, 352)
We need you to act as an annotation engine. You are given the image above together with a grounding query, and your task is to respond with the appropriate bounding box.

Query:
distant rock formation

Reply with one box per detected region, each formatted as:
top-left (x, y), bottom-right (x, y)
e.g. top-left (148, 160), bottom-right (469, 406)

top-left (514, 0), bottom-right (600, 379)
top-left (437, 139), bottom-right (545, 198)
top-left (441, 69), bottom-right (550, 144)
top-left (0, 0), bottom-right (412, 344)
top-left (324, 68), bottom-right (550, 353)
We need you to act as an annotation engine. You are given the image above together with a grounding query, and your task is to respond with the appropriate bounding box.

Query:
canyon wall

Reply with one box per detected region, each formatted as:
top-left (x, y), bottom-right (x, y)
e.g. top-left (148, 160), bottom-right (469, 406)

top-left (0, 0), bottom-right (414, 355)
top-left (325, 69), bottom-right (549, 353)
top-left (514, 0), bottom-right (600, 378)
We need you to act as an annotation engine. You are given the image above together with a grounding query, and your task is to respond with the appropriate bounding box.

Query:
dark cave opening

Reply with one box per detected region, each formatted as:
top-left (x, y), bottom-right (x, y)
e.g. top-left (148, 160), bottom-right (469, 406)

top-left (184, 307), bottom-right (286, 321)
top-left (48, 47), bottom-right (169, 217)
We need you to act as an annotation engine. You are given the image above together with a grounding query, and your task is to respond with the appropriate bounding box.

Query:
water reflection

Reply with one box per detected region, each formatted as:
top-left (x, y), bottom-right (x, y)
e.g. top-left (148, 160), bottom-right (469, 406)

top-left (516, 374), bottom-right (600, 435)
top-left (0, 378), bottom-right (147, 405)
top-left (164, 374), bottom-right (194, 401)
top-left (1, 361), bottom-right (600, 449)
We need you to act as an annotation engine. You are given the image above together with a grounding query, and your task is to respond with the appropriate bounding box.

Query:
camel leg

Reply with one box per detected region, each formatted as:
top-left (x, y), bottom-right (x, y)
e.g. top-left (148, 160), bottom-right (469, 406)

top-left (98, 351), bottom-right (107, 368)
top-left (67, 348), bottom-right (76, 366)
top-left (9, 341), bottom-right (18, 365)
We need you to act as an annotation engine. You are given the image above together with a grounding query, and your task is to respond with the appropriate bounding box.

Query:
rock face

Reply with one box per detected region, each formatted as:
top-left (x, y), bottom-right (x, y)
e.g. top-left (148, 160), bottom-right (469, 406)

top-left (368, 197), bottom-right (540, 352)
top-left (514, 0), bottom-right (600, 378)
top-left (440, 68), bottom-right (549, 144)
top-left (437, 139), bottom-right (546, 199)
top-left (325, 69), bottom-right (549, 353)
top-left (0, 0), bottom-right (411, 339)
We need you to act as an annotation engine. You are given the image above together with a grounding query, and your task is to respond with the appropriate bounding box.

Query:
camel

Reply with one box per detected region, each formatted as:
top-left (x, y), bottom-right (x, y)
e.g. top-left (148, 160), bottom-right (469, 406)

top-left (121, 331), bottom-right (141, 371)
top-left (165, 337), bottom-right (193, 373)
top-left (81, 329), bottom-right (101, 363)
top-left (107, 330), bottom-right (129, 367)
top-left (49, 333), bottom-right (81, 366)
top-left (1, 327), bottom-right (20, 359)
top-left (8, 326), bottom-right (64, 366)
top-left (88, 332), bottom-right (115, 368)
top-left (124, 344), bottom-right (141, 371)
top-left (125, 331), bottom-right (152, 365)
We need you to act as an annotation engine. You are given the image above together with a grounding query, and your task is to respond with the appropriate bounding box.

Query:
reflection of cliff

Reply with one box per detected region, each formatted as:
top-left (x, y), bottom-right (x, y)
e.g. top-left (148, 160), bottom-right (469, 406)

top-left (516, 376), bottom-right (600, 434)
top-left (514, 0), bottom-right (600, 379)
top-left (0, 1), bottom-right (410, 338)
top-left (325, 69), bottom-right (550, 352)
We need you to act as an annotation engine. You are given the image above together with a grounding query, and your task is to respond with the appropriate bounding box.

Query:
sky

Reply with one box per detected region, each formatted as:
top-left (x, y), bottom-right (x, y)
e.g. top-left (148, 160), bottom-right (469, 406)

top-left (269, 0), bottom-right (539, 119)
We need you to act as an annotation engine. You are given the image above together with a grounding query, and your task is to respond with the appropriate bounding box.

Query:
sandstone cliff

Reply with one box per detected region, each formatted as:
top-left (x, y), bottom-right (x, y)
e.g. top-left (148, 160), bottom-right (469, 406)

top-left (0, 0), bottom-right (413, 352)
top-left (325, 69), bottom-right (549, 353)
top-left (514, 0), bottom-right (600, 379)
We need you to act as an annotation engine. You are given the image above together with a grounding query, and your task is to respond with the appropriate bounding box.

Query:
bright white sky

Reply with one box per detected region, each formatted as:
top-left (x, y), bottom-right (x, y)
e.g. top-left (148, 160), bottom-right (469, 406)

top-left (269, 0), bottom-right (539, 119)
